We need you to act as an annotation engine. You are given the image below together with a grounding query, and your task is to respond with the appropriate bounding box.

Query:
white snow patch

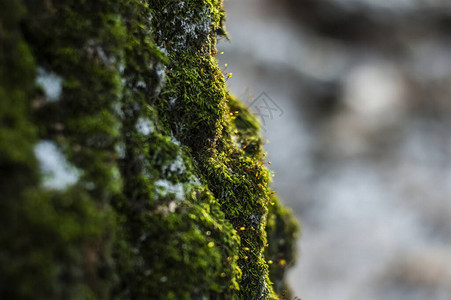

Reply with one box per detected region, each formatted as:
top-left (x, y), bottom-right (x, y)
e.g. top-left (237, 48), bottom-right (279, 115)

top-left (154, 179), bottom-right (185, 200)
top-left (154, 62), bottom-right (167, 96)
top-left (115, 142), bottom-right (126, 159)
top-left (166, 154), bottom-right (185, 174)
top-left (34, 141), bottom-right (80, 190)
top-left (160, 136), bottom-right (188, 175)
top-left (36, 68), bottom-right (63, 102)
top-left (158, 46), bottom-right (169, 56)
top-left (136, 117), bottom-right (154, 136)
top-left (189, 175), bottom-right (202, 186)
top-left (170, 136), bottom-right (181, 146)
top-left (136, 80), bottom-right (146, 88)
top-left (169, 96), bottom-right (177, 107)
top-left (119, 63), bottom-right (125, 74)
top-left (156, 64), bottom-right (166, 84)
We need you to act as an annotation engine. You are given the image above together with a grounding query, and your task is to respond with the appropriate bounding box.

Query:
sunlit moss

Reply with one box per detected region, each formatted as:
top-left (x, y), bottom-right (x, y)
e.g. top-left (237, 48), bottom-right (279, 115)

top-left (0, 0), bottom-right (298, 299)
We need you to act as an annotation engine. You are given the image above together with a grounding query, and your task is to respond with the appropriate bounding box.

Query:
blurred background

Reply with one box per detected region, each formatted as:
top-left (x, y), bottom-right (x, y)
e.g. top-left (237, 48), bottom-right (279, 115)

top-left (218, 0), bottom-right (451, 299)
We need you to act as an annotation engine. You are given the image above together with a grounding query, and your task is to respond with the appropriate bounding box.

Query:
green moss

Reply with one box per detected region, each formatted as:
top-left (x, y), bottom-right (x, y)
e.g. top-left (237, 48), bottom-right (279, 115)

top-left (0, 0), bottom-right (299, 299)
top-left (2, 0), bottom-right (123, 298)
top-left (265, 195), bottom-right (300, 298)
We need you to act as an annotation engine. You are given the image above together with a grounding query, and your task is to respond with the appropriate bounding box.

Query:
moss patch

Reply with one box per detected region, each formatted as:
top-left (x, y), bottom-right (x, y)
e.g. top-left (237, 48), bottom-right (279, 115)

top-left (0, 0), bottom-right (299, 299)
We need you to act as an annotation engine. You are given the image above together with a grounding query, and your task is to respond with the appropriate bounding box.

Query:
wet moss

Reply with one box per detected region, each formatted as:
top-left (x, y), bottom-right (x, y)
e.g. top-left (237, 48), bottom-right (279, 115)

top-left (0, 0), bottom-right (299, 299)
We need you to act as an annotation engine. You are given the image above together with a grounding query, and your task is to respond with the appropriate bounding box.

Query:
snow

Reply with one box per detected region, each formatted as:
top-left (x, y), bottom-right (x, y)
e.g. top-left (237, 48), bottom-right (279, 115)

top-left (34, 141), bottom-right (80, 190)
top-left (166, 154), bottom-right (185, 174)
top-left (136, 117), bottom-right (154, 136)
top-left (36, 68), bottom-right (63, 102)
top-left (154, 179), bottom-right (185, 200)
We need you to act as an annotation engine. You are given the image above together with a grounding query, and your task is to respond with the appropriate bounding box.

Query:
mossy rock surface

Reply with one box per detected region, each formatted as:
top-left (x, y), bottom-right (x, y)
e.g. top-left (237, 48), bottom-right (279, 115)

top-left (0, 0), bottom-right (299, 299)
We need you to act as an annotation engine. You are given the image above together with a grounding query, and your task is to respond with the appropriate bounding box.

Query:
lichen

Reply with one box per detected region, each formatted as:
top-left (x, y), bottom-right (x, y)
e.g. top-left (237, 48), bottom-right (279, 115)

top-left (0, 0), bottom-right (299, 299)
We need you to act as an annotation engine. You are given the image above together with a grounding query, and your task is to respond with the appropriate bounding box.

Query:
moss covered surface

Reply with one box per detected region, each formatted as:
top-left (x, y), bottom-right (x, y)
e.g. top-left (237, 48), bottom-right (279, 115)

top-left (0, 0), bottom-right (299, 299)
